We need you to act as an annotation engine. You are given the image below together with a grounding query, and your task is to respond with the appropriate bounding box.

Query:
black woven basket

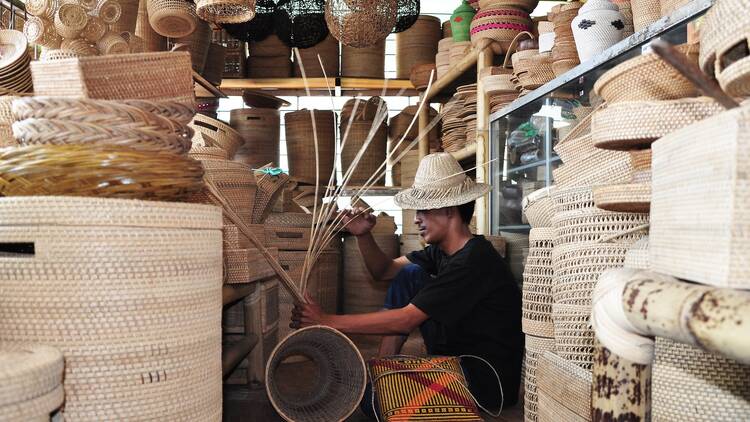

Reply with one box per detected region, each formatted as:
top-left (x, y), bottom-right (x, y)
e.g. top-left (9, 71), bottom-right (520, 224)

top-left (274, 0), bottom-right (329, 48)
top-left (393, 0), bottom-right (420, 33)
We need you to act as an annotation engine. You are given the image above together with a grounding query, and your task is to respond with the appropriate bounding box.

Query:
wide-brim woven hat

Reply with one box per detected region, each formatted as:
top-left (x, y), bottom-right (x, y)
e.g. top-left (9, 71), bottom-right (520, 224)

top-left (394, 152), bottom-right (491, 210)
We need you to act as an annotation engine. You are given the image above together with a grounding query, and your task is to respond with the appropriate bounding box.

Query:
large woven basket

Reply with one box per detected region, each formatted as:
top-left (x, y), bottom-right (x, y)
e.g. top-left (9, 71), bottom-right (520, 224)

top-left (524, 335), bottom-right (555, 422)
top-left (229, 107), bottom-right (280, 168)
top-left (284, 109), bottom-right (336, 185)
top-left (341, 120), bottom-right (388, 186)
top-left (293, 33), bottom-right (340, 77)
top-left (342, 234), bottom-right (399, 313)
top-left (0, 196), bottom-right (223, 420)
top-left (30, 52), bottom-right (195, 107)
top-left (190, 113), bottom-right (244, 159)
top-left (266, 326), bottom-right (367, 422)
top-left (652, 337), bottom-right (750, 421)
top-left (175, 18), bottom-right (212, 73)
top-left (522, 228), bottom-right (555, 338)
top-left (0, 344), bottom-right (64, 420)
top-left (395, 15), bottom-right (441, 78)
top-left (193, 159), bottom-right (257, 224)
top-left (135, 0), bottom-right (168, 52)
top-left (147, 0), bottom-right (198, 38)
top-left (536, 351), bottom-right (592, 422)
top-left (341, 41), bottom-right (385, 78)
top-left (631, 0), bottom-right (660, 31)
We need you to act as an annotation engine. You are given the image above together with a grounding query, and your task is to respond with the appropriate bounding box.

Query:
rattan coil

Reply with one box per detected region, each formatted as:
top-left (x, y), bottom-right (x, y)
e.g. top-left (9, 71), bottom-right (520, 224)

top-left (0, 196), bottom-right (222, 420)
top-left (190, 113), bottom-right (243, 159)
top-left (652, 337), bottom-right (750, 421)
top-left (522, 228), bottom-right (555, 338)
top-left (524, 335), bottom-right (555, 422)
top-left (325, 0), bottom-right (397, 48)
top-left (197, 0), bottom-right (255, 23)
top-left (147, 0), bottom-right (198, 38)
top-left (551, 242), bottom-right (630, 307)
top-left (591, 98), bottom-right (724, 150)
top-left (522, 186), bottom-right (555, 228)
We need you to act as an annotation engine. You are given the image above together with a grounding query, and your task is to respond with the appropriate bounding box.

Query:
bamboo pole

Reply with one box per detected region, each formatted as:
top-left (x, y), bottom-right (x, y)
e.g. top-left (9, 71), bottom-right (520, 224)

top-left (592, 338), bottom-right (651, 422)
top-left (474, 47), bottom-right (493, 235)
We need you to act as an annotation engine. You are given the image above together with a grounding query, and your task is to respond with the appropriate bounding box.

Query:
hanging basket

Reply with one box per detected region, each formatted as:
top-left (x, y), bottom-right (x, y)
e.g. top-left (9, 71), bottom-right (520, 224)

top-left (266, 326), bottom-right (367, 422)
top-left (222, 0), bottom-right (278, 42)
top-left (392, 0), bottom-right (420, 32)
top-left (147, 0), bottom-right (198, 38)
top-left (325, 0), bottom-right (397, 48)
top-left (197, 0), bottom-right (256, 24)
top-left (54, 3), bottom-right (88, 39)
top-left (136, 0), bottom-right (168, 51)
top-left (274, 0), bottom-right (330, 48)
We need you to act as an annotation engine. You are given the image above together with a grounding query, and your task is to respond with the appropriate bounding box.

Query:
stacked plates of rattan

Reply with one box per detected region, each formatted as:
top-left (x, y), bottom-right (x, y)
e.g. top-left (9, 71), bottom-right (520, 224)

top-left (481, 66), bottom-right (519, 114)
top-left (0, 30), bottom-right (33, 93)
top-left (0, 345), bottom-right (64, 421)
top-left (549, 2), bottom-right (583, 76)
top-left (506, 32), bottom-right (555, 92)
top-left (435, 36), bottom-right (453, 79)
top-left (469, 0), bottom-right (535, 54)
top-left (4, 96), bottom-right (204, 200)
top-left (589, 43), bottom-right (724, 214)
top-left (248, 34), bottom-right (291, 78)
top-left (457, 84), bottom-right (477, 148)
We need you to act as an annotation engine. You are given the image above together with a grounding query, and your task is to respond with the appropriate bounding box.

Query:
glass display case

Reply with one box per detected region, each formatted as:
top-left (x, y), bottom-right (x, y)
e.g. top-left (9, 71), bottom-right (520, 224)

top-left (488, 0), bottom-right (714, 235)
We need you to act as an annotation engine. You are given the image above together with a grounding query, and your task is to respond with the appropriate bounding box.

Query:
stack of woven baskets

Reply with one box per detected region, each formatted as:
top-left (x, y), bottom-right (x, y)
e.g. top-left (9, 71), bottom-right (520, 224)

top-left (0, 345), bottom-right (64, 420)
top-left (284, 109), bottom-right (336, 185)
top-left (293, 33), bottom-right (339, 77)
top-left (549, 2), bottom-right (583, 76)
top-left (469, 0), bottom-right (536, 54)
top-left (340, 96), bottom-right (388, 186)
top-left (505, 31), bottom-right (555, 94)
top-left (441, 84), bottom-right (477, 153)
top-left (481, 66), bottom-right (518, 114)
top-left (248, 34), bottom-right (292, 78)
top-left (0, 30), bottom-right (33, 93)
top-left (435, 35), bottom-right (453, 79)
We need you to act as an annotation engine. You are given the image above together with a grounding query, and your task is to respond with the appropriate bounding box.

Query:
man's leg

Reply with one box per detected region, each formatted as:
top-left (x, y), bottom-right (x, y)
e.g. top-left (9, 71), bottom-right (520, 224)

top-left (378, 264), bottom-right (429, 356)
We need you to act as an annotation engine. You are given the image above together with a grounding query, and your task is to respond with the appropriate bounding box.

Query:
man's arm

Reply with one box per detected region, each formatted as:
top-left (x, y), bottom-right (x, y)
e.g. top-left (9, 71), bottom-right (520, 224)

top-left (356, 232), bottom-right (410, 281)
top-left (292, 297), bottom-right (428, 335)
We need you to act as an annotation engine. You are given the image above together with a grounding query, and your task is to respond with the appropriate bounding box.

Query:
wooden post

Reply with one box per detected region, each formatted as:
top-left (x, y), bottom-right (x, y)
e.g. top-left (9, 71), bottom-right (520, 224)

top-left (475, 46), bottom-right (493, 235)
top-left (592, 339), bottom-right (651, 422)
top-left (418, 102), bottom-right (430, 159)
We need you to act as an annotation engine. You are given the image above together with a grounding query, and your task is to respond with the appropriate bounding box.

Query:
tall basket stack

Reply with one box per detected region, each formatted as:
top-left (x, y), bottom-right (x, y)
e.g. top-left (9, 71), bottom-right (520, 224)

top-left (549, 2), bottom-right (583, 76)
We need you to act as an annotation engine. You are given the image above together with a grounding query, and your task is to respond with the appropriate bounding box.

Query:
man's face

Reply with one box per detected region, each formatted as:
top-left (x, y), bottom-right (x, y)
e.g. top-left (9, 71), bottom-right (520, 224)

top-left (414, 208), bottom-right (450, 244)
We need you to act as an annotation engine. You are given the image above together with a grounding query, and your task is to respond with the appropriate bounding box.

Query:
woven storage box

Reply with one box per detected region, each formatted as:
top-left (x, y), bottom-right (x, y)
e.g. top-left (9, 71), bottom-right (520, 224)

top-left (191, 114), bottom-right (244, 159)
top-left (0, 196), bottom-right (223, 420)
top-left (341, 41), bottom-right (385, 78)
top-left (650, 106), bottom-right (750, 289)
top-left (277, 248), bottom-right (341, 340)
top-left (537, 351), bottom-right (592, 422)
top-left (30, 52), bottom-right (194, 107)
top-left (341, 120), bottom-right (387, 186)
top-left (229, 107), bottom-right (280, 168)
top-left (254, 220), bottom-right (310, 251)
top-left (522, 228), bottom-right (555, 338)
top-left (0, 344), bottom-right (64, 421)
top-left (294, 33), bottom-right (340, 77)
top-left (395, 15), bottom-right (441, 79)
top-left (524, 335), bottom-right (556, 422)
top-left (652, 337), bottom-right (750, 421)
top-left (284, 109), bottom-right (336, 185)
top-left (193, 159), bottom-right (257, 224)
top-left (591, 98), bottom-right (724, 150)
top-left (342, 234), bottom-right (400, 313)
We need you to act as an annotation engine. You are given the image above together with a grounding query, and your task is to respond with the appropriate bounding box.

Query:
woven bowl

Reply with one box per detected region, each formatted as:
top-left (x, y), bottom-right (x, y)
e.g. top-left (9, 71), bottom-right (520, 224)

top-left (409, 63), bottom-right (437, 91)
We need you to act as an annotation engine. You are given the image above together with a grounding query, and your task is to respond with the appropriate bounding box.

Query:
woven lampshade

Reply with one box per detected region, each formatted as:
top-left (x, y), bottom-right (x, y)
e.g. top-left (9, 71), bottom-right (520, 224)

top-left (274, 0), bottom-right (330, 48)
top-left (222, 0), bottom-right (277, 42)
top-left (392, 0), bottom-right (420, 33)
top-left (325, 0), bottom-right (397, 48)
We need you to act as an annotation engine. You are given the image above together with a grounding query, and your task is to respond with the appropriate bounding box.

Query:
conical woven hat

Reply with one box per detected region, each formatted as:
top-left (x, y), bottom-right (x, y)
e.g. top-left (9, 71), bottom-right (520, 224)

top-left (394, 152), bottom-right (491, 210)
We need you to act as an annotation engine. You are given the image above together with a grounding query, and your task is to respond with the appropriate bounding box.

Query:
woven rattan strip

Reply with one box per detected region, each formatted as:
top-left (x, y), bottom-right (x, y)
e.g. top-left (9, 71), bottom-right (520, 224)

top-left (552, 303), bottom-right (595, 370)
top-left (536, 350), bottom-right (592, 421)
top-left (524, 335), bottom-right (555, 422)
top-left (522, 228), bottom-right (555, 337)
top-left (652, 337), bottom-right (750, 421)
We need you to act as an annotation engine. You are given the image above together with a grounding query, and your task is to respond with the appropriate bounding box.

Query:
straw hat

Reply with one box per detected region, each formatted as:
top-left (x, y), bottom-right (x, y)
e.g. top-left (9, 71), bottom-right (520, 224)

top-left (394, 152), bottom-right (491, 210)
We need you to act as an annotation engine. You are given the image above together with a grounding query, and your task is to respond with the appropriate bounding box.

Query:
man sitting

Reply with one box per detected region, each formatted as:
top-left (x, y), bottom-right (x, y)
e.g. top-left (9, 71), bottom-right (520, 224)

top-left (291, 152), bottom-right (524, 413)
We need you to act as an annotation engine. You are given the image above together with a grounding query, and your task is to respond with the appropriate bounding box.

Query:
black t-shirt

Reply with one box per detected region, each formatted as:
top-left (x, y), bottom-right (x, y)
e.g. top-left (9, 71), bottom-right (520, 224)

top-left (406, 236), bottom-right (524, 410)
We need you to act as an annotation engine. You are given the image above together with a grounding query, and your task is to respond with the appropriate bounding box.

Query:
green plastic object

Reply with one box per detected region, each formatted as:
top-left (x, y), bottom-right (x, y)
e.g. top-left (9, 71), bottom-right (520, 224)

top-left (450, 0), bottom-right (476, 42)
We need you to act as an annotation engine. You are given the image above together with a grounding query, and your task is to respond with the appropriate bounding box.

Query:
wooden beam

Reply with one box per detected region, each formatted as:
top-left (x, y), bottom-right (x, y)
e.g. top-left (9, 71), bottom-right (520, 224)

top-left (449, 143), bottom-right (478, 162)
top-left (475, 47), bottom-right (493, 236)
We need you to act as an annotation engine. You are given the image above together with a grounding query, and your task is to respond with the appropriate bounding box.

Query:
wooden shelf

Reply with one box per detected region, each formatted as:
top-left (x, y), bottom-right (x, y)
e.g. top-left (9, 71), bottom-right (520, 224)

top-left (421, 48), bottom-right (481, 104)
top-left (449, 143), bottom-right (478, 162)
top-left (195, 77), bottom-right (418, 97)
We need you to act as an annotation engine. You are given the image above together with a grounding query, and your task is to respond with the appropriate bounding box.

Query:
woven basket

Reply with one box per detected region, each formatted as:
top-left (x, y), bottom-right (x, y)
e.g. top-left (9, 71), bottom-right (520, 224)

top-left (553, 148), bottom-right (632, 187)
top-left (266, 326), bottom-right (367, 422)
top-left (522, 228), bottom-right (554, 338)
top-left (24, 16), bottom-right (62, 48)
top-left (25, 0), bottom-right (57, 19)
top-left (249, 33), bottom-right (289, 57)
top-left (30, 52), bottom-right (195, 106)
top-left (537, 350), bottom-right (592, 416)
top-left (96, 31), bottom-right (131, 54)
top-left (342, 234), bottom-right (399, 313)
top-left (98, 0), bottom-right (123, 24)
top-left (147, 0), bottom-right (198, 38)
top-left (341, 96), bottom-right (387, 123)
top-left (111, 0), bottom-right (140, 33)
top-left (197, 0), bottom-right (255, 23)
top-left (0, 196), bottom-right (223, 420)
top-left (395, 15), bottom-right (441, 78)
top-left (470, 7), bottom-right (533, 53)
top-left (230, 107), bottom-right (280, 169)
top-left (190, 145), bottom-right (229, 160)
top-left (190, 113), bottom-right (244, 158)
top-left (551, 242), bottom-right (630, 307)
top-left (0, 344), bottom-right (64, 419)
top-left (552, 206), bottom-right (648, 247)
top-left (699, 0), bottom-right (750, 97)
top-left (592, 183), bottom-right (651, 213)
top-left (341, 41), bottom-right (385, 78)
top-left (325, 0), bottom-right (397, 48)
top-left (652, 337), bottom-right (750, 421)
top-left (54, 3), bottom-right (88, 39)
top-left (591, 98), bottom-right (724, 148)
top-left (203, 43), bottom-right (227, 85)
top-left (193, 159), bottom-right (257, 223)
top-left (136, 0), bottom-right (168, 51)
top-left (284, 109), bottom-right (336, 185)
top-left (623, 235), bottom-right (649, 270)
top-left (631, 0), bottom-right (660, 31)
top-left (341, 120), bottom-right (388, 186)
top-left (524, 335), bottom-right (555, 422)
top-left (247, 55), bottom-right (292, 78)
top-left (176, 18), bottom-right (212, 73)
top-left (551, 303), bottom-right (595, 370)
top-left (593, 43), bottom-right (699, 103)
top-left (522, 186), bottom-right (555, 228)
top-left (293, 33), bottom-right (340, 77)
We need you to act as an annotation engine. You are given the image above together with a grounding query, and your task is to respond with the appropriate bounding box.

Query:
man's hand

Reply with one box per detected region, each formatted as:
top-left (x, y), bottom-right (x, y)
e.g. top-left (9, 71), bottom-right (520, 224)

top-left (340, 207), bottom-right (376, 236)
top-left (290, 293), bottom-right (329, 329)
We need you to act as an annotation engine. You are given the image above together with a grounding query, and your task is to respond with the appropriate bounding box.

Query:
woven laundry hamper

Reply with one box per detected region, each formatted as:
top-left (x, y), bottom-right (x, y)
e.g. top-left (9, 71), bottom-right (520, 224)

top-left (650, 106), bottom-right (750, 289)
top-left (276, 247), bottom-right (341, 341)
top-left (699, 0), bottom-right (750, 96)
top-left (571, 0), bottom-right (625, 62)
top-left (341, 41), bottom-right (385, 78)
top-left (135, 0), bottom-right (168, 52)
top-left (537, 351), bottom-right (592, 422)
top-left (190, 113), bottom-right (244, 158)
top-left (395, 15), bottom-right (441, 78)
top-left (30, 52), bottom-right (195, 107)
top-left (522, 228), bottom-right (555, 338)
top-left (146, 0), bottom-right (197, 38)
top-left (522, 186), bottom-right (555, 228)
top-left (652, 337), bottom-right (750, 421)
top-left (192, 159), bottom-right (258, 224)
top-left (340, 120), bottom-right (388, 186)
top-left (229, 107), bottom-right (280, 169)
top-left (0, 345), bottom-right (64, 421)
top-left (284, 109), bottom-right (336, 185)
top-left (342, 234), bottom-right (400, 314)
top-left (293, 33), bottom-right (340, 77)
top-left (524, 335), bottom-right (555, 422)
top-left (175, 18), bottom-right (212, 73)
top-left (266, 326), bottom-right (367, 422)
top-left (0, 196), bottom-right (223, 421)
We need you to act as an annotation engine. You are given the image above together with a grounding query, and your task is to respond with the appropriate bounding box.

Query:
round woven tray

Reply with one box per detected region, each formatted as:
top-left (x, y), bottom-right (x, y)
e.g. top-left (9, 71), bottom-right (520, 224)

top-left (592, 182), bottom-right (651, 213)
top-left (591, 97), bottom-right (724, 150)
top-left (522, 227), bottom-right (554, 337)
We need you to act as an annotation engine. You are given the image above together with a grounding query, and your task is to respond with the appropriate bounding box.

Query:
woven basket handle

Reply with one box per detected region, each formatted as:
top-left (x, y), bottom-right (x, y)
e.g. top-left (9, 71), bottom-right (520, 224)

top-left (502, 31), bottom-right (535, 69)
